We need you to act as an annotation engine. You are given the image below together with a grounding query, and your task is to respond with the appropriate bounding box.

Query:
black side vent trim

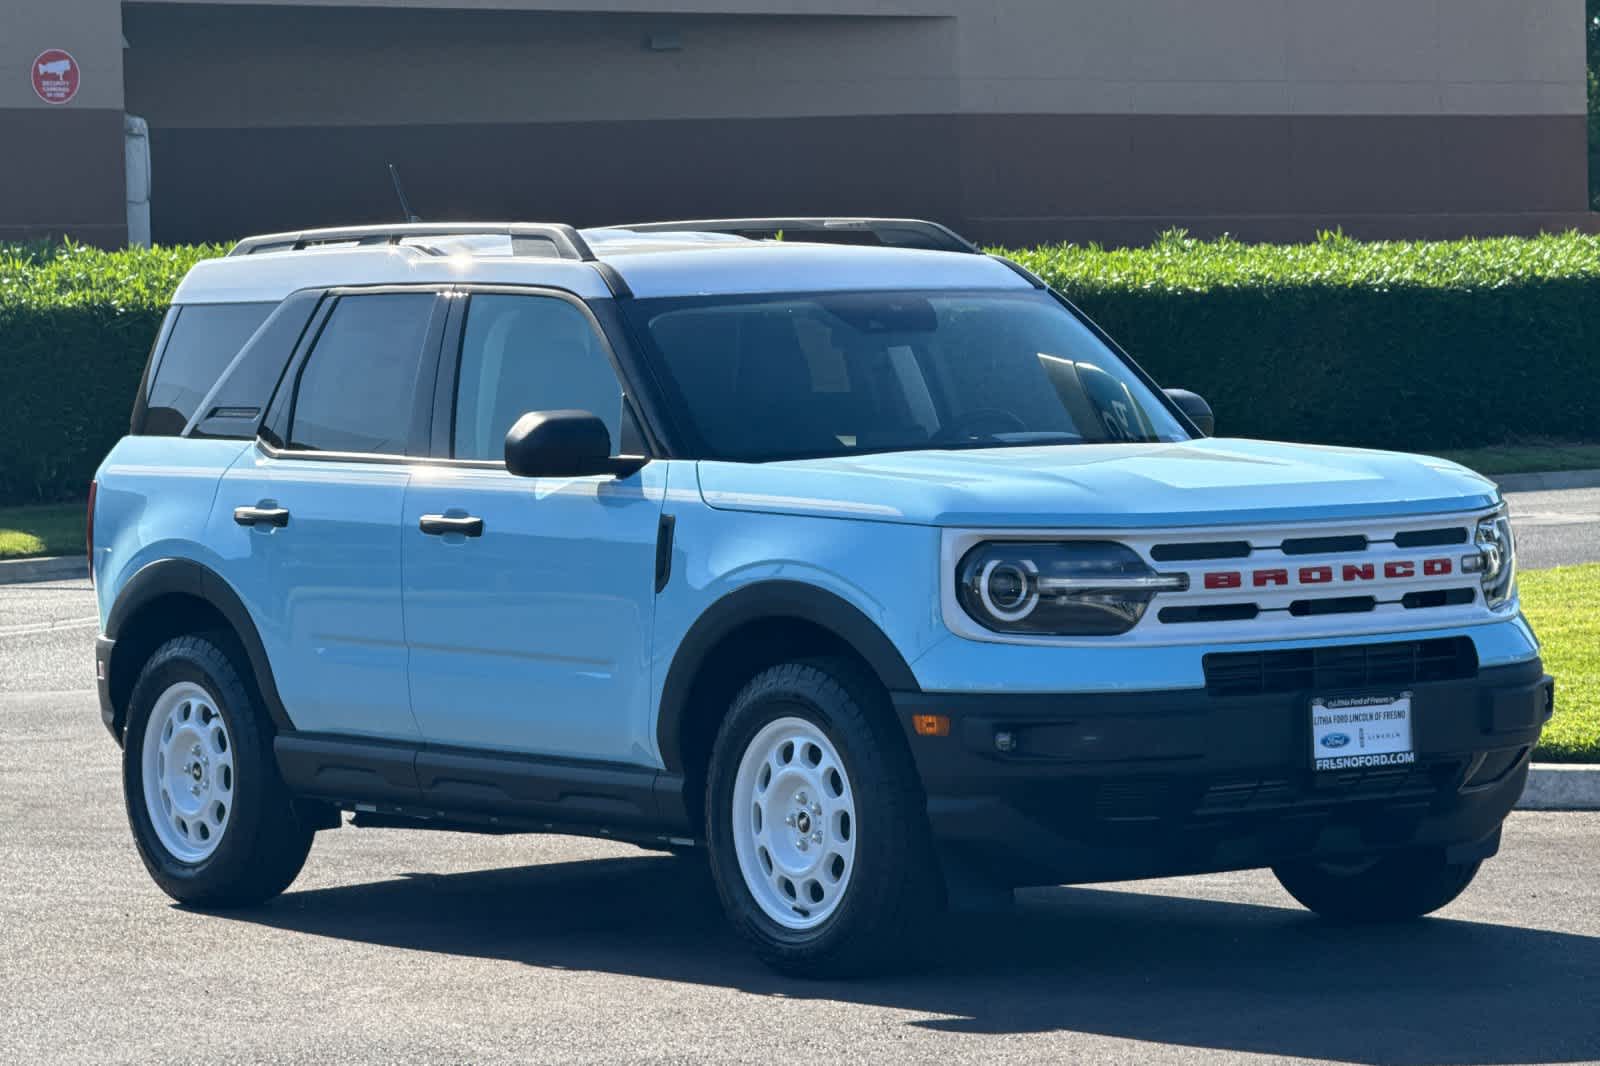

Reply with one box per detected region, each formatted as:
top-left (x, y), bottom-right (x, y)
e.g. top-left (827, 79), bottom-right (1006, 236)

top-left (654, 514), bottom-right (676, 594)
top-left (1202, 637), bottom-right (1478, 698)
top-left (1281, 535), bottom-right (1368, 556)
top-left (1395, 528), bottom-right (1470, 548)
top-left (1150, 541), bottom-right (1252, 562)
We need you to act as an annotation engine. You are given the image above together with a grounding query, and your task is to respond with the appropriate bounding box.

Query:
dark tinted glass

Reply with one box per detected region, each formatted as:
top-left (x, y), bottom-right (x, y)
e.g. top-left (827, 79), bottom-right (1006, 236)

top-left (288, 293), bottom-right (434, 455)
top-left (191, 293), bottom-right (322, 440)
top-left (452, 294), bottom-right (622, 461)
top-left (143, 302), bottom-right (274, 436)
top-left (625, 289), bottom-right (1188, 461)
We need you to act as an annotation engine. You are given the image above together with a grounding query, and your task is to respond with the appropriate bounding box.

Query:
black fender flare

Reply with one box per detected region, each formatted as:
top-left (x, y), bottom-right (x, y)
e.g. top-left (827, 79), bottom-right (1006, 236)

top-left (655, 580), bottom-right (920, 773)
top-left (105, 557), bottom-right (294, 732)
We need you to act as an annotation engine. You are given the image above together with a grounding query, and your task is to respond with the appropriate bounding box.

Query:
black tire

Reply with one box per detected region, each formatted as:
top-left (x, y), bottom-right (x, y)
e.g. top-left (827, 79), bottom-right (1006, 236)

top-left (705, 658), bottom-right (941, 978)
top-left (122, 633), bottom-right (314, 907)
top-left (1273, 849), bottom-right (1483, 922)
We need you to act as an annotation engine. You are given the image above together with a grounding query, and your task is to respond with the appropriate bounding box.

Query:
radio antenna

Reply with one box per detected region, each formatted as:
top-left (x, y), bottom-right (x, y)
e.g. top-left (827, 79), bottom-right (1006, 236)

top-left (388, 163), bottom-right (421, 223)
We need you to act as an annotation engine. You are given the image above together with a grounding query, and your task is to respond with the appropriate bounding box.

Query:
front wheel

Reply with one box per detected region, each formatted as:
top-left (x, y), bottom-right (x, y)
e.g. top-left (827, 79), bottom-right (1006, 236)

top-left (705, 659), bottom-right (940, 977)
top-left (123, 634), bottom-right (314, 907)
top-left (1272, 848), bottom-right (1483, 922)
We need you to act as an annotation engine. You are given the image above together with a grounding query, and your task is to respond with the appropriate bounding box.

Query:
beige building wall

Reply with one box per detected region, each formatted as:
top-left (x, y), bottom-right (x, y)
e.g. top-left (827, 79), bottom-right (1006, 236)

top-left (957, 0), bottom-right (1585, 117)
top-left (0, 0), bottom-right (123, 110)
top-left (0, 0), bottom-right (126, 243)
top-left (0, 0), bottom-right (1591, 245)
top-left (955, 0), bottom-right (1591, 244)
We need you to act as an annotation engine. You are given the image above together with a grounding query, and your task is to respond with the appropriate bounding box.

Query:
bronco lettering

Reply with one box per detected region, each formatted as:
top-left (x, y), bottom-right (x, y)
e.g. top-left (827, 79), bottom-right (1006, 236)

top-left (1203, 558), bottom-right (1453, 589)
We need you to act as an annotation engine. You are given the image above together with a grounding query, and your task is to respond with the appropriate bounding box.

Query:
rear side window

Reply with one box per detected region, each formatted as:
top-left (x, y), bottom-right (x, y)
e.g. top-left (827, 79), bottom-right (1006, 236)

top-left (287, 293), bottom-right (435, 455)
top-left (142, 302), bottom-right (274, 435)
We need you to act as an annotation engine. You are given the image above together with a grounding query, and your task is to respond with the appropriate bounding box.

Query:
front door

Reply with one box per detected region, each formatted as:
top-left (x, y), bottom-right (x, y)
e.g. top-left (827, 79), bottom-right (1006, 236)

top-left (402, 290), bottom-right (665, 763)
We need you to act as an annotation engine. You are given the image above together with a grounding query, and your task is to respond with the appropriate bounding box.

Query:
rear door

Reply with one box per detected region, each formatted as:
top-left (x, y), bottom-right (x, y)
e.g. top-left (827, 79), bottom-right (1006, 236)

top-left (402, 288), bottom-right (665, 763)
top-left (215, 288), bottom-right (446, 741)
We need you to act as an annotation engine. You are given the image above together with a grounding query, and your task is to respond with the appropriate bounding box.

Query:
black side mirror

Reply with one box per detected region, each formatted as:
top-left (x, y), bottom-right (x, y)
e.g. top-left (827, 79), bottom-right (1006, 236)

top-left (1164, 389), bottom-right (1215, 437)
top-left (504, 410), bottom-right (647, 478)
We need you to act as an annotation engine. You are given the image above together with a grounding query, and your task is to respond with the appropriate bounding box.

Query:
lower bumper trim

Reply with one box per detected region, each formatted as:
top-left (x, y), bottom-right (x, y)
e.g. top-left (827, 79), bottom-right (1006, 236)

top-left (896, 658), bottom-right (1548, 888)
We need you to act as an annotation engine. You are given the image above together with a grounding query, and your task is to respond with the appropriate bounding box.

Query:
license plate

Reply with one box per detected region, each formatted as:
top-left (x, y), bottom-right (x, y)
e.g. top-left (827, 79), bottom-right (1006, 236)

top-left (1310, 693), bottom-right (1415, 771)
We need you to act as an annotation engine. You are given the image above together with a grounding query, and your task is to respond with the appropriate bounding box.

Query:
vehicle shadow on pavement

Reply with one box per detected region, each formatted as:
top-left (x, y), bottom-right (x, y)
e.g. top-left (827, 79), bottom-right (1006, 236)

top-left (218, 852), bottom-right (1600, 1066)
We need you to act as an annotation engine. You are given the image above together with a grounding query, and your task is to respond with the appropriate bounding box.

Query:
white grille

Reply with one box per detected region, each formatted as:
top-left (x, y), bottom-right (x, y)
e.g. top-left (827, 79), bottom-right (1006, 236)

top-left (940, 508), bottom-right (1509, 648)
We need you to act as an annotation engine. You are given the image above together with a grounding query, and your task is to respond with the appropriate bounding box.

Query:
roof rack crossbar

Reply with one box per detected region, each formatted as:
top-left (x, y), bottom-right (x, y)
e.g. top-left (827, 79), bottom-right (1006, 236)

top-left (228, 223), bottom-right (596, 261)
top-left (612, 217), bottom-right (981, 255)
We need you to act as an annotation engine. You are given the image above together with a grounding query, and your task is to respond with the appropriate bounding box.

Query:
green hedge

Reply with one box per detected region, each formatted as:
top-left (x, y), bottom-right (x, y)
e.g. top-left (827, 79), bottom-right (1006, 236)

top-left (0, 243), bottom-right (226, 505)
top-left (1008, 231), bottom-right (1600, 453)
top-left (2, 231), bottom-right (1598, 506)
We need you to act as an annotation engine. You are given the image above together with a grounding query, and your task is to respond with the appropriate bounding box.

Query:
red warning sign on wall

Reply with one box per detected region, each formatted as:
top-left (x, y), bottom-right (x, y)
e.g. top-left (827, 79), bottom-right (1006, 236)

top-left (31, 49), bottom-right (80, 105)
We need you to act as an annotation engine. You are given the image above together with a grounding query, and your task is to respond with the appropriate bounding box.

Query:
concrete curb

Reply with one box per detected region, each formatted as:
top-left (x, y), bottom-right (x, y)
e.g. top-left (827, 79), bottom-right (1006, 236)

top-left (1518, 765), bottom-right (1600, 811)
top-left (1494, 468), bottom-right (1600, 493)
top-left (0, 555), bottom-right (87, 586)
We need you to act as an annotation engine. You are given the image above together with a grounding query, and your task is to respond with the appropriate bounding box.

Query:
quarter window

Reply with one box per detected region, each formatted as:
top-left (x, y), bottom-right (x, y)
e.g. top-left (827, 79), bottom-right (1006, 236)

top-left (452, 294), bottom-right (624, 462)
top-left (287, 293), bottom-right (435, 455)
top-left (142, 302), bottom-right (274, 436)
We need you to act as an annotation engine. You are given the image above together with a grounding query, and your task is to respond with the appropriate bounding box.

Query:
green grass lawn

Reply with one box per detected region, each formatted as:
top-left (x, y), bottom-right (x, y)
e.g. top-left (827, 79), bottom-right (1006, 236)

top-left (0, 501), bottom-right (86, 560)
top-left (1522, 565), bottom-right (1600, 762)
top-left (1435, 441), bottom-right (1600, 477)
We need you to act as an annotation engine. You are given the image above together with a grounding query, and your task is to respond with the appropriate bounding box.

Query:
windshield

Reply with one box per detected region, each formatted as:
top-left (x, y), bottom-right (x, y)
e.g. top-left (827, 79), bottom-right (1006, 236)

top-left (624, 289), bottom-right (1190, 461)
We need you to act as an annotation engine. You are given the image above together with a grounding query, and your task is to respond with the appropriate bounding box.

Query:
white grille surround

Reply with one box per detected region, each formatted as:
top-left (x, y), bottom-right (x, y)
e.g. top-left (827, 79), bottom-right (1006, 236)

top-left (940, 507), bottom-right (1514, 648)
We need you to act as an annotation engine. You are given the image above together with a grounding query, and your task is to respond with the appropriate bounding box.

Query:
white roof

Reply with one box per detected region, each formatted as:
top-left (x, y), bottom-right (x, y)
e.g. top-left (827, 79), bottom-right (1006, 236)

top-left (599, 241), bottom-right (1028, 298)
top-left (172, 226), bottom-right (1031, 305)
top-left (172, 246), bottom-right (616, 304)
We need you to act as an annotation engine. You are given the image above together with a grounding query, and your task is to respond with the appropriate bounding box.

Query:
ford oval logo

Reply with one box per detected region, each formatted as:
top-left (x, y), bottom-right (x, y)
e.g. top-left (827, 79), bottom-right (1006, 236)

top-left (1321, 733), bottom-right (1351, 749)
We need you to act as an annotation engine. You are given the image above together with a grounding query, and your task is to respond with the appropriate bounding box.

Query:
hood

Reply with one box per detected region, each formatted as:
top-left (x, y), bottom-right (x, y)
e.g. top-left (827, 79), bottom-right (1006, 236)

top-left (694, 438), bottom-right (1499, 528)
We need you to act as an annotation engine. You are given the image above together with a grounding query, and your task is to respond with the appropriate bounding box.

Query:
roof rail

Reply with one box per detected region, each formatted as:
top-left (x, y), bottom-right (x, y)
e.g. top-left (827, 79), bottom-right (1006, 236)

top-left (227, 223), bottom-right (596, 261)
top-left (612, 217), bottom-right (981, 254)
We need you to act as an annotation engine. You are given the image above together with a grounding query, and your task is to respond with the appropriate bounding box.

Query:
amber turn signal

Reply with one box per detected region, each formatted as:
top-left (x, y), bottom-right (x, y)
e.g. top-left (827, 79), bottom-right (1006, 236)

top-left (912, 714), bottom-right (950, 737)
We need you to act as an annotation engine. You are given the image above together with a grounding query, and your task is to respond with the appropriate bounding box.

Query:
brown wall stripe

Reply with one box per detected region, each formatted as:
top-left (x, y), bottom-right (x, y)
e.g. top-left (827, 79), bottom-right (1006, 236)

top-left (147, 113), bottom-right (1592, 247)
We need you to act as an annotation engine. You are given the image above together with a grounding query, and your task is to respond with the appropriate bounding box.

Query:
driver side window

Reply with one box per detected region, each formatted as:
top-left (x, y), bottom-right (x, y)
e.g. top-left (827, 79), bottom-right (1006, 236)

top-left (452, 294), bottom-right (625, 461)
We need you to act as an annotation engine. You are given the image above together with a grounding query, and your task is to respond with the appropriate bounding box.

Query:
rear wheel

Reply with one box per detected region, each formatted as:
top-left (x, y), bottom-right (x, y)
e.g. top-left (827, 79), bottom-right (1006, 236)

top-left (705, 659), bottom-right (940, 977)
top-left (1273, 848), bottom-right (1482, 922)
top-left (123, 634), bottom-right (314, 907)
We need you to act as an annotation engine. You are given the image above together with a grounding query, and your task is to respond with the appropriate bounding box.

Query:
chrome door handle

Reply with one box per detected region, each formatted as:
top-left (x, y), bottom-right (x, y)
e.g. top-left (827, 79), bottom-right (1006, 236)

top-left (233, 505), bottom-right (290, 528)
top-left (419, 514), bottom-right (484, 537)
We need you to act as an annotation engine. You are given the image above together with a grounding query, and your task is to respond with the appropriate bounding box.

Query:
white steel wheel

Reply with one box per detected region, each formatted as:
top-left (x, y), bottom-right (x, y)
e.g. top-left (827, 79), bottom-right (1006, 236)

top-left (140, 681), bottom-right (235, 864)
top-left (731, 716), bottom-right (857, 930)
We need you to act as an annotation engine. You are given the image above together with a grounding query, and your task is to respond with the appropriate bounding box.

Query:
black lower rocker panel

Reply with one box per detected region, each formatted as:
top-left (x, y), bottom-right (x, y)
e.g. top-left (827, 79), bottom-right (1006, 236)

top-left (274, 732), bottom-right (691, 840)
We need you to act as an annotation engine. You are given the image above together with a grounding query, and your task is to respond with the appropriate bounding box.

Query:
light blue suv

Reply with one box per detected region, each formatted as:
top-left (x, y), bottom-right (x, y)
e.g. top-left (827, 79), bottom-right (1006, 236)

top-left (92, 218), bottom-right (1551, 976)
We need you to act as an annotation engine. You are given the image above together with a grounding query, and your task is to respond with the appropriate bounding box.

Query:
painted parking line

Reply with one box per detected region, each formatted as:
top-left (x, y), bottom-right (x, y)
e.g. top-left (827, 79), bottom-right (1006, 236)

top-left (0, 615), bottom-right (99, 638)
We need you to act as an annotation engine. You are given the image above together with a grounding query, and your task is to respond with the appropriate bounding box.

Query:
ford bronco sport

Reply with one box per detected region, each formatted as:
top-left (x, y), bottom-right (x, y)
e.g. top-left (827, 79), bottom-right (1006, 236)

top-left (92, 218), bottom-right (1552, 976)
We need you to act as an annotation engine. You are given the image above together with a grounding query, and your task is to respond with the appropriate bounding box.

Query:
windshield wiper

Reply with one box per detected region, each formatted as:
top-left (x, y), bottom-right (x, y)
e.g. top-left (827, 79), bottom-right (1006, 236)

top-left (931, 432), bottom-right (1086, 452)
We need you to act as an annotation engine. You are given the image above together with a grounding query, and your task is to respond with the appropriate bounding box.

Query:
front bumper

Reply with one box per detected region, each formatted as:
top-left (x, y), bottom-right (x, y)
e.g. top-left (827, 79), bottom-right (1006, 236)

top-left (895, 657), bottom-right (1552, 891)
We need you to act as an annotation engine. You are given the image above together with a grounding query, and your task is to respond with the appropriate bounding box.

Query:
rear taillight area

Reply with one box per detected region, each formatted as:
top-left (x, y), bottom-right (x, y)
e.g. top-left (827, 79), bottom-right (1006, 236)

top-left (86, 480), bottom-right (97, 587)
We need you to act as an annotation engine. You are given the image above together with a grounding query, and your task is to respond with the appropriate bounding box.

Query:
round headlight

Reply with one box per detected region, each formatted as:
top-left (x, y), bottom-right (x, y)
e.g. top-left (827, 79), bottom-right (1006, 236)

top-left (978, 559), bottom-right (1039, 621)
top-left (957, 541), bottom-right (1185, 636)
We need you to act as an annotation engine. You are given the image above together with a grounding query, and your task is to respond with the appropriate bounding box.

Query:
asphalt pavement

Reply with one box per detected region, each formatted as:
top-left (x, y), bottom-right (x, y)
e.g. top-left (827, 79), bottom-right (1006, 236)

top-left (2, 493), bottom-right (1599, 1065)
top-left (1503, 486), bottom-right (1600, 571)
